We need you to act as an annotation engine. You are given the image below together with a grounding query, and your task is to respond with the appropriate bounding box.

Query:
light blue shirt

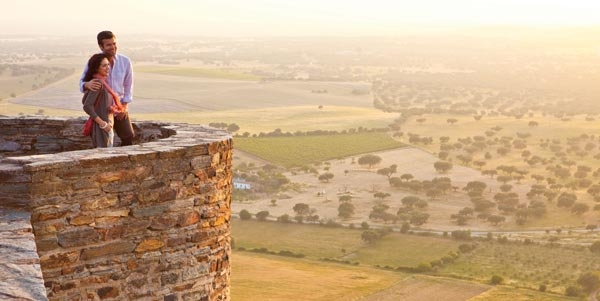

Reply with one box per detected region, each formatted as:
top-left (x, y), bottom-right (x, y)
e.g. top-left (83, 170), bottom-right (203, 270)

top-left (79, 53), bottom-right (134, 103)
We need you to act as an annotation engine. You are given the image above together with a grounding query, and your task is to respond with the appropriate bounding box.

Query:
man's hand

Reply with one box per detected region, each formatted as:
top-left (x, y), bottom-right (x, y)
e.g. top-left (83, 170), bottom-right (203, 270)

top-left (84, 79), bottom-right (102, 91)
top-left (116, 103), bottom-right (128, 120)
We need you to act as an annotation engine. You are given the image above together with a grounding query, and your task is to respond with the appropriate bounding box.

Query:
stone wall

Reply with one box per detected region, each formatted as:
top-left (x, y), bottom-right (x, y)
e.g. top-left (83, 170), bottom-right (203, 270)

top-left (0, 117), bottom-right (232, 301)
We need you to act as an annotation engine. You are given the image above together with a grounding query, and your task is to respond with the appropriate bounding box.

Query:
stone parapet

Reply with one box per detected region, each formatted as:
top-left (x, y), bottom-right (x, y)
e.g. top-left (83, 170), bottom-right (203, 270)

top-left (0, 117), bottom-right (232, 301)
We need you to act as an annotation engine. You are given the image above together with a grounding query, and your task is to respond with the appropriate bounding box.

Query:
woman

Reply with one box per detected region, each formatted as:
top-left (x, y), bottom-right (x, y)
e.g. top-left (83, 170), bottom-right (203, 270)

top-left (82, 53), bottom-right (124, 147)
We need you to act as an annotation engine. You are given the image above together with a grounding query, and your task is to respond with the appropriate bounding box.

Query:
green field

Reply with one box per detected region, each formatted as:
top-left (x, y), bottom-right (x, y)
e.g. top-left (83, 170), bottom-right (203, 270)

top-left (231, 219), bottom-right (584, 299)
top-left (234, 132), bottom-right (404, 167)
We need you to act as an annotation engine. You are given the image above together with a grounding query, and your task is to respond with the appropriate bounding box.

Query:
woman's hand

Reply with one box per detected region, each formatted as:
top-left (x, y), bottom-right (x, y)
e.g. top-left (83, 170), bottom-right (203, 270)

top-left (99, 121), bottom-right (112, 132)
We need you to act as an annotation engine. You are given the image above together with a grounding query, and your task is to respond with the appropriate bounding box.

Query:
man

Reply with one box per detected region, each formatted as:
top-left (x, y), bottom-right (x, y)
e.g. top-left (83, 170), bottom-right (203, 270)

top-left (80, 30), bottom-right (134, 146)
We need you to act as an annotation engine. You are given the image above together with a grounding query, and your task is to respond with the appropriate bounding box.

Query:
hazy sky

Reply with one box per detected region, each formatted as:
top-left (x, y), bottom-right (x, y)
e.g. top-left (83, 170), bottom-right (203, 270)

top-left (3, 0), bottom-right (600, 37)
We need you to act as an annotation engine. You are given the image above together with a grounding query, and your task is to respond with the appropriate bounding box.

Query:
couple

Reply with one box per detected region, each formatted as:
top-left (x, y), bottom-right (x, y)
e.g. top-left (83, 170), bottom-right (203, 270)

top-left (81, 31), bottom-right (134, 148)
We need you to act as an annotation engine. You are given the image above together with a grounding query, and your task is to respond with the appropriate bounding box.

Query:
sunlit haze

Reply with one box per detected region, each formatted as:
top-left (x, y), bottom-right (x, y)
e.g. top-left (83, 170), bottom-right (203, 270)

top-left (4, 0), bottom-right (600, 36)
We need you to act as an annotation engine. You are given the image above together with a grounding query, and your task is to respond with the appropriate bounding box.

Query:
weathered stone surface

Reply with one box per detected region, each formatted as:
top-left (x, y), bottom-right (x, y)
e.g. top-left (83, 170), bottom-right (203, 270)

top-left (0, 208), bottom-right (48, 301)
top-left (57, 227), bottom-right (100, 248)
top-left (135, 239), bottom-right (165, 253)
top-left (81, 241), bottom-right (136, 260)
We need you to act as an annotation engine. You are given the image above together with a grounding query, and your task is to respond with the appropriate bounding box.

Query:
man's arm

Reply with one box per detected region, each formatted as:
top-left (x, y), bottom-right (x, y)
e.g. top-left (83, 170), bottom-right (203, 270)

top-left (79, 64), bottom-right (88, 93)
top-left (79, 63), bottom-right (101, 92)
top-left (121, 59), bottom-right (133, 103)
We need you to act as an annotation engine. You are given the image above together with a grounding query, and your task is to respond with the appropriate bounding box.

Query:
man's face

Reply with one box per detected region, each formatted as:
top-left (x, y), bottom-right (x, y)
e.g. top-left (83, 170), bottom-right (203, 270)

top-left (99, 37), bottom-right (117, 57)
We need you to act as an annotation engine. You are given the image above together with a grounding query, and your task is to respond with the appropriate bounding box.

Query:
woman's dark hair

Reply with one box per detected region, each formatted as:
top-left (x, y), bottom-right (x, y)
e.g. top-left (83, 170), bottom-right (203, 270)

top-left (83, 53), bottom-right (108, 82)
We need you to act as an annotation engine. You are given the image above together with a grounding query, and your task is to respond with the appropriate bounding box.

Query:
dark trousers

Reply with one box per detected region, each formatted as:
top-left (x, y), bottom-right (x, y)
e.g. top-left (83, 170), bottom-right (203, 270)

top-left (114, 112), bottom-right (134, 146)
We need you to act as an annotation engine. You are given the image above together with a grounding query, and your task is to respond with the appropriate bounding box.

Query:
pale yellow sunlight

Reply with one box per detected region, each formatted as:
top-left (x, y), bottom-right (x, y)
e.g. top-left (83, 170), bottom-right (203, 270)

top-left (2, 0), bottom-right (600, 36)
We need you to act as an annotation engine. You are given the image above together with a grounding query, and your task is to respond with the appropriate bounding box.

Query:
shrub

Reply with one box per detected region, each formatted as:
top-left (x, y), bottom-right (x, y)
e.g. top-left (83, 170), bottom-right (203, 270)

top-left (458, 243), bottom-right (476, 253)
top-left (490, 275), bottom-right (504, 285)
top-left (239, 209), bottom-right (252, 220)
top-left (565, 286), bottom-right (582, 297)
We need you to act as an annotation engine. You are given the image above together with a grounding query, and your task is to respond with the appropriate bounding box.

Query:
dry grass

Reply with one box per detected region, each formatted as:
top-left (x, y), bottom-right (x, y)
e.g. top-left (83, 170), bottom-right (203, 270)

top-left (231, 251), bottom-right (407, 301)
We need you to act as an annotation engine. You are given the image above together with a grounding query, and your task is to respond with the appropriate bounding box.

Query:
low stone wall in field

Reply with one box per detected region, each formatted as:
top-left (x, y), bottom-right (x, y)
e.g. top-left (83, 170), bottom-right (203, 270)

top-left (0, 117), bottom-right (233, 300)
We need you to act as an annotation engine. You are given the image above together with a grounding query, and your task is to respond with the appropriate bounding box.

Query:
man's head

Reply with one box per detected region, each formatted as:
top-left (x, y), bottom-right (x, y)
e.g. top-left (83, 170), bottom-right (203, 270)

top-left (97, 31), bottom-right (117, 57)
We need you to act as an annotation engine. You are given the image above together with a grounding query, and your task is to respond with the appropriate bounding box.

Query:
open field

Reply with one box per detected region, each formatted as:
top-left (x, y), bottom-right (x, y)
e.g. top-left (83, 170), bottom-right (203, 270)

top-left (231, 251), bottom-right (409, 301)
top-left (4, 36), bottom-right (600, 299)
top-left (358, 275), bottom-right (490, 301)
top-left (135, 66), bottom-right (261, 80)
top-left (232, 146), bottom-right (593, 231)
top-left (232, 251), bottom-right (507, 301)
top-left (6, 72), bottom-right (374, 112)
top-left (232, 219), bottom-right (590, 298)
top-left (2, 69), bottom-right (396, 134)
top-left (468, 286), bottom-right (579, 301)
top-left (232, 219), bottom-right (462, 264)
top-left (234, 132), bottom-right (403, 167)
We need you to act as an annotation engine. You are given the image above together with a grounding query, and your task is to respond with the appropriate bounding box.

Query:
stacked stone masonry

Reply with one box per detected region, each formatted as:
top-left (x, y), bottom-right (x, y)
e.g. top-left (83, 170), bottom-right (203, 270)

top-left (0, 117), bottom-right (232, 301)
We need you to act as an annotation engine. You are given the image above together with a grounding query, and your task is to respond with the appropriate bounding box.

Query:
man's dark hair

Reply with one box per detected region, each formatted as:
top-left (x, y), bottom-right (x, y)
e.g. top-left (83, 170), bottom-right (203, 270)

top-left (97, 31), bottom-right (115, 45)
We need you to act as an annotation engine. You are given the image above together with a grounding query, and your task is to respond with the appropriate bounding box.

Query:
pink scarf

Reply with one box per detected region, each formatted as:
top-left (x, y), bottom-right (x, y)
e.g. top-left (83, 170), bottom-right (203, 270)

top-left (93, 74), bottom-right (124, 114)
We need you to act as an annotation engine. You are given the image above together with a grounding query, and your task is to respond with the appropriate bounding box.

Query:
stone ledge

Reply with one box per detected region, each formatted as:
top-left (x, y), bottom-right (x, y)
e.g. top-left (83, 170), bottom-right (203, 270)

top-left (0, 208), bottom-right (48, 301)
top-left (0, 117), bottom-right (232, 300)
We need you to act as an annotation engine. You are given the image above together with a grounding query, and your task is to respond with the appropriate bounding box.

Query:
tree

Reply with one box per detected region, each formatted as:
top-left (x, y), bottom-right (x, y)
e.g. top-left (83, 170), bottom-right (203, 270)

top-left (255, 210), bottom-right (269, 221)
top-left (565, 286), bottom-right (582, 297)
top-left (357, 154), bottom-right (382, 169)
top-left (464, 181), bottom-right (487, 193)
top-left (577, 272), bottom-right (600, 293)
top-left (571, 203), bottom-right (589, 214)
top-left (338, 202), bottom-right (355, 218)
top-left (318, 172), bottom-right (334, 183)
top-left (557, 192), bottom-right (577, 208)
top-left (447, 118), bottom-right (458, 125)
top-left (277, 214), bottom-right (291, 223)
top-left (490, 275), bottom-right (504, 285)
top-left (590, 241), bottom-right (600, 253)
top-left (433, 161), bottom-right (453, 173)
top-left (226, 123), bottom-right (240, 133)
top-left (293, 203), bottom-right (310, 215)
top-left (401, 196), bottom-right (421, 208)
top-left (410, 212), bottom-right (429, 226)
top-left (377, 167), bottom-right (396, 179)
top-left (239, 209), bottom-right (251, 220)
top-left (400, 173), bottom-right (414, 182)
top-left (487, 215), bottom-right (506, 225)
top-left (361, 230), bottom-right (379, 243)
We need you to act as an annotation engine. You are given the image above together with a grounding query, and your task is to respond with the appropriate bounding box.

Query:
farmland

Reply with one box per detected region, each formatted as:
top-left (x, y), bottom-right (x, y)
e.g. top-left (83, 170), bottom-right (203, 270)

top-left (3, 33), bottom-right (600, 300)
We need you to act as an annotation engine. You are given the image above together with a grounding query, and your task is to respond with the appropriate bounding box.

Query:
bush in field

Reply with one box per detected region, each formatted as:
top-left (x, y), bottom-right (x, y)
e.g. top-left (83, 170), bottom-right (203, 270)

top-left (255, 210), bottom-right (269, 221)
top-left (565, 285), bottom-right (582, 297)
top-left (490, 275), bottom-right (504, 285)
top-left (591, 241), bottom-right (600, 253)
top-left (451, 230), bottom-right (472, 241)
top-left (577, 272), bottom-right (600, 293)
top-left (239, 209), bottom-right (252, 220)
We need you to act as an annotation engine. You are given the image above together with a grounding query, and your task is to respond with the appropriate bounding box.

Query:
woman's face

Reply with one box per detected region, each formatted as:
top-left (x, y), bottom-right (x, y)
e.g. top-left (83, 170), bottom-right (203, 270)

top-left (97, 58), bottom-right (110, 76)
